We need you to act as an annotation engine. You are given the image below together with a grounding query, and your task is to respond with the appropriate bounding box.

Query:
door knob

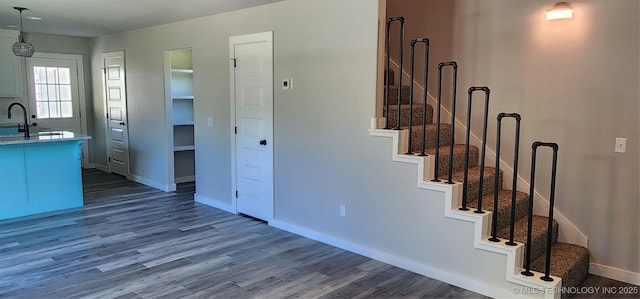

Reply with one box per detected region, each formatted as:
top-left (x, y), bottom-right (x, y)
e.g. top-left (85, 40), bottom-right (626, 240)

top-left (119, 122), bottom-right (125, 126)
top-left (32, 122), bottom-right (38, 127)
top-left (259, 139), bottom-right (267, 146)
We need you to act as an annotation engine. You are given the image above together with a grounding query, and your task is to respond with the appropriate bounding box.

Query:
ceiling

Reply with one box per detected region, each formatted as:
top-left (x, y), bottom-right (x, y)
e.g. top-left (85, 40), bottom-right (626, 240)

top-left (0, 0), bottom-right (285, 37)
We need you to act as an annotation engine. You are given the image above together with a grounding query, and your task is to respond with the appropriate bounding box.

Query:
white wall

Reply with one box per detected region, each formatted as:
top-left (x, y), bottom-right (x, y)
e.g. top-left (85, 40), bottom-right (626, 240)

top-left (451, 0), bottom-right (639, 276)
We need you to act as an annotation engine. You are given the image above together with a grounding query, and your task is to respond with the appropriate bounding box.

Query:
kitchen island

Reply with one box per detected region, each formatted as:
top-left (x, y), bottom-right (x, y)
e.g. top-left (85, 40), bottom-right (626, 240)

top-left (0, 131), bottom-right (91, 220)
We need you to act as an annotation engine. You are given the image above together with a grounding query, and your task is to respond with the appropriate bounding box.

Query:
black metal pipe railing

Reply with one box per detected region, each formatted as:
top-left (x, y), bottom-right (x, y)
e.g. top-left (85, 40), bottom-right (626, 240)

top-left (406, 38), bottom-right (430, 155)
top-left (460, 87), bottom-right (490, 211)
top-left (384, 16), bottom-right (405, 130)
top-left (431, 61), bottom-right (458, 183)
top-left (488, 113), bottom-right (521, 244)
top-left (521, 142), bottom-right (559, 282)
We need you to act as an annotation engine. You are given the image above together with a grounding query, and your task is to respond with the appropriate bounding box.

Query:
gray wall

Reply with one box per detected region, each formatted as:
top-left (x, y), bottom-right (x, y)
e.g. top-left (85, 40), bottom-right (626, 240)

top-left (386, 0), bottom-right (455, 104)
top-left (451, 0), bottom-right (639, 274)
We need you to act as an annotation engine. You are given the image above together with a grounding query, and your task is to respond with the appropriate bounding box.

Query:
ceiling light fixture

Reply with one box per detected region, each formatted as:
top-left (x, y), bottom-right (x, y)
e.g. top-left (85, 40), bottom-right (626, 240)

top-left (12, 7), bottom-right (35, 57)
top-left (546, 2), bottom-right (573, 20)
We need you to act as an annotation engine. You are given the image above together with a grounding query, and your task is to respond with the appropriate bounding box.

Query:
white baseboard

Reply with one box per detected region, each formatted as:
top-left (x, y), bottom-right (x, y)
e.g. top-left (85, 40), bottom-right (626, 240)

top-left (590, 263), bottom-right (640, 286)
top-left (269, 219), bottom-right (514, 299)
top-left (194, 193), bottom-right (236, 214)
top-left (128, 174), bottom-right (172, 192)
top-left (175, 175), bottom-right (195, 184)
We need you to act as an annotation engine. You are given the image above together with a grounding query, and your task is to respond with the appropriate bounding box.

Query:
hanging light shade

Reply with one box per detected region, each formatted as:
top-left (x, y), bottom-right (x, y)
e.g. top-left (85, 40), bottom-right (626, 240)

top-left (12, 7), bottom-right (35, 57)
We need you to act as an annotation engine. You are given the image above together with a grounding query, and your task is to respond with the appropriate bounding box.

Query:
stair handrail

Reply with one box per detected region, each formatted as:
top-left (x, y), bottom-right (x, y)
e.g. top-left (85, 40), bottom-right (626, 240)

top-left (431, 61), bottom-right (458, 183)
top-left (406, 38), bottom-right (430, 155)
top-left (460, 87), bottom-right (490, 212)
top-left (521, 141), bottom-right (559, 282)
top-left (384, 16), bottom-right (405, 130)
top-left (489, 113), bottom-right (521, 245)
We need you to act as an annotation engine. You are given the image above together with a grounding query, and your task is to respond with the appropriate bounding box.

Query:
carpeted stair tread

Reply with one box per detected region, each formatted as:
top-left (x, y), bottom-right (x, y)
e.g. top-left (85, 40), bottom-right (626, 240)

top-left (452, 166), bottom-right (502, 204)
top-left (385, 103), bottom-right (433, 128)
top-left (385, 85), bottom-right (412, 105)
top-left (530, 242), bottom-right (589, 289)
top-left (426, 144), bottom-right (479, 177)
top-left (498, 215), bottom-right (559, 262)
top-left (407, 123), bottom-right (451, 152)
top-left (466, 190), bottom-right (529, 232)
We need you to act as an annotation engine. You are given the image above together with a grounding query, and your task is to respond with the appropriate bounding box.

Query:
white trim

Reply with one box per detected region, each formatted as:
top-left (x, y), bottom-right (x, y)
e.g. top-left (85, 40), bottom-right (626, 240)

top-left (590, 263), bottom-right (640, 286)
top-left (163, 51), bottom-right (176, 188)
top-left (229, 31), bottom-right (275, 218)
top-left (386, 58), bottom-right (588, 247)
top-left (194, 193), bottom-right (237, 214)
top-left (270, 219), bottom-right (515, 299)
top-left (127, 174), bottom-right (173, 192)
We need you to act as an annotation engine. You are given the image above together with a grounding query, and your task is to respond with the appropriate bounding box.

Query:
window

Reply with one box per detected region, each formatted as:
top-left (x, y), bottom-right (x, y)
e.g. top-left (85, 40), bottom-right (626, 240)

top-left (33, 66), bottom-right (73, 119)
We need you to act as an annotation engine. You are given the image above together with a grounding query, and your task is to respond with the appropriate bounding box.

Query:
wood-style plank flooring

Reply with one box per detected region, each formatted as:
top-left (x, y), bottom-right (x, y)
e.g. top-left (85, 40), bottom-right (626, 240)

top-left (0, 169), bottom-right (488, 298)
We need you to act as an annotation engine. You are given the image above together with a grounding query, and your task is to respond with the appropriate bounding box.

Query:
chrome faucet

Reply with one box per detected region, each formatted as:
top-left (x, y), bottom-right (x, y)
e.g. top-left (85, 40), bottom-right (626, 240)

top-left (8, 102), bottom-right (30, 138)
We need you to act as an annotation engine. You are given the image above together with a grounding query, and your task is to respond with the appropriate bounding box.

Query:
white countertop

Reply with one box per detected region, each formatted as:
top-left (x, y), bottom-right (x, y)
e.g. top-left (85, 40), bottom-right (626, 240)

top-left (0, 131), bottom-right (91, 146)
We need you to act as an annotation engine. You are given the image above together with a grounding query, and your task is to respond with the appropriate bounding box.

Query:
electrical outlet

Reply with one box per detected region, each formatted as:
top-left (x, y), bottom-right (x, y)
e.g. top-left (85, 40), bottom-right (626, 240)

top-left (339, 204), bottom-right (346, 217)
top-left (615, 138), bottom-right (627, 153)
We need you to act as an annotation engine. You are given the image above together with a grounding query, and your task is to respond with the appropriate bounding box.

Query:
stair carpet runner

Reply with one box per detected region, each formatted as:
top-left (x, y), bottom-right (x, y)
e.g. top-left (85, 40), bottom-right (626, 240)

top-left (384, 68), bottom-right (589, 290)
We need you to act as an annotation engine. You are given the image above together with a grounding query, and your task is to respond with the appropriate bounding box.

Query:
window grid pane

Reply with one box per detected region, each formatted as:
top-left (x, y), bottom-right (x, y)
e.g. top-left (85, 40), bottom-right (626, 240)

top-left (33, 66), bottom-right (73, 119)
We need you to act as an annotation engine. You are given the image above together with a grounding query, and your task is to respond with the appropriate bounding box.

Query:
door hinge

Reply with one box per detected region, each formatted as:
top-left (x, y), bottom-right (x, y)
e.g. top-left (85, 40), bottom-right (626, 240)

top-left (102, 67), bottom-right (106, 74)
top-left (108, 157), bottom-right (111, 162)
top-left (231, 58), bottom-right (237, 68)
top-left (235, 190), bottom-right (238, 198)
top-left (235, 126), bottom-right (237, 134)
top-left (106, 113), bottom-right (109, 119)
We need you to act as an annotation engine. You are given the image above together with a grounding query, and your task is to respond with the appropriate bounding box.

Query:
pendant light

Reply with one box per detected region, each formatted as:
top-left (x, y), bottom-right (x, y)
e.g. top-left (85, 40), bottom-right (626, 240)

top-left (12, 7), bottom-right (35, 57)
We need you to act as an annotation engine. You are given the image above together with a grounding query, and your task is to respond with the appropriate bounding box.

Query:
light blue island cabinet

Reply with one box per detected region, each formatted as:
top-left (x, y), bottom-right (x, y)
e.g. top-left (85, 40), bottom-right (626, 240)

top-left (0, 131), bottom-right (91, 220)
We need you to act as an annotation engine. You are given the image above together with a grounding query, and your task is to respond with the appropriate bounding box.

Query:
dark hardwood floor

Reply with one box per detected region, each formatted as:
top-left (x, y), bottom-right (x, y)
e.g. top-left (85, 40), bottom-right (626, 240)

top-left (1, 169), bottom-right (636, 298)
top-left (0, 169), bottom-right (487, 298)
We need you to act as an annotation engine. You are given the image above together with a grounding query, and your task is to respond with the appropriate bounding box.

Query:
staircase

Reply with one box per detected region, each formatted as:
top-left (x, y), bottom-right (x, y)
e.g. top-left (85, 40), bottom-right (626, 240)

top-left (379, 62), bottom-right (590, 294)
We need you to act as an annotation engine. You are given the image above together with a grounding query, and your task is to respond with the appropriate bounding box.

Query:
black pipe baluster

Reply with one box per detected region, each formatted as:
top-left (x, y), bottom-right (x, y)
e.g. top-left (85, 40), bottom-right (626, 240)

top-left (541, 142), bottom-right (559, 282)
top-left (406, 38), bottom-right (429, 155)
top-left (521, 141), bottom-right (559, 283)
top-left (417, 38), bottom-right (429, 156)
top-left (489, 113), bottom-right (521, 243)
top-left (445, 63), bottom-right (458, 184)
top-left (521, 143), bottom-right (538, 277)
top-left (460, 87), bottom-right (490, 211)
top-left (432, 61), bottom-right (458, 183)
top-left (506, 114), bottom-right (521, 246)
top-left (384, 16), bottom-right (404, 130)
top-left (406, 39), bottom-right (416, 154)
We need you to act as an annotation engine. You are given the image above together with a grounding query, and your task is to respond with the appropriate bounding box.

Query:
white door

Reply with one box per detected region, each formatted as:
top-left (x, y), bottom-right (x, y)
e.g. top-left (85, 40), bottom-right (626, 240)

top-left (26, 54), bottom-right (90, 166)
top-left (230, 32), bottom-right (274, 222)
top-left (26, 58), bottom-right (81, 131)
top-left (102, 51), bottom-right (130, 177)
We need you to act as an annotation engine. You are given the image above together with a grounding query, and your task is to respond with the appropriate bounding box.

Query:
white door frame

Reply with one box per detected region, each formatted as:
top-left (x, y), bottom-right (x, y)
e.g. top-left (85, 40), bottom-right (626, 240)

top-left (28, 52), bottom-right (90, 167)
top-left (229, 31), bottom-right (274, 218)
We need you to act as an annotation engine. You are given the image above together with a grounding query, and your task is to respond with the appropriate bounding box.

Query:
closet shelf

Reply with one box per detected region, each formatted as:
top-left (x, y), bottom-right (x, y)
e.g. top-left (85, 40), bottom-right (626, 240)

top-left (174, 145), bottom-right (195, 151)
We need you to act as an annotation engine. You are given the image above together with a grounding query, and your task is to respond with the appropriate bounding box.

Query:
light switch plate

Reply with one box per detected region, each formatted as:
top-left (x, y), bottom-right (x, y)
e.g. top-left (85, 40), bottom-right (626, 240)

top-left (282, 78), bottom-right (293, 90)
top-left (615, 138), bottom-right (626, 153)
top-left (207, 117), bottom-right (213, 127)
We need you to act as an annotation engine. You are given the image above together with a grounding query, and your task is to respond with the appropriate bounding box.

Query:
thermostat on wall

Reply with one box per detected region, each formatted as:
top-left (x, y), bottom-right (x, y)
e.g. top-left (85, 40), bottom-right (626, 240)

top-left (282, 78), bottom-right (293, 90)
